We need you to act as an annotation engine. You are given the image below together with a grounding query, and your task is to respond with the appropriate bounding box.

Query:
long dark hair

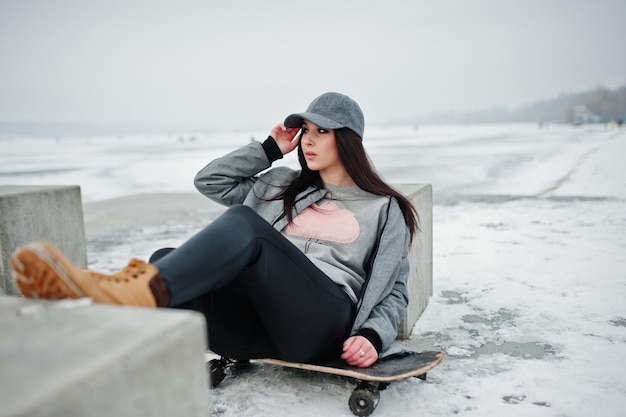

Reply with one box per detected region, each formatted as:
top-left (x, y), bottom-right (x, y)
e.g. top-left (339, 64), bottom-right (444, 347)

top-left (272, 127), bottom-right (419, 242)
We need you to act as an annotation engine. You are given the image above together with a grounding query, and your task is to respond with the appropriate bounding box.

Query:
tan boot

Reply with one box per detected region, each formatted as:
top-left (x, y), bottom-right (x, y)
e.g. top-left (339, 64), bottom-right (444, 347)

top-left (11, 241), bottom-right (158, 307)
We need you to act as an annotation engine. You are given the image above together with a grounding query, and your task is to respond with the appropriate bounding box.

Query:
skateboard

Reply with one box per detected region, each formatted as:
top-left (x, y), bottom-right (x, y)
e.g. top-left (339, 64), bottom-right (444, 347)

top-left (207, 349), bottom-right (445, 416)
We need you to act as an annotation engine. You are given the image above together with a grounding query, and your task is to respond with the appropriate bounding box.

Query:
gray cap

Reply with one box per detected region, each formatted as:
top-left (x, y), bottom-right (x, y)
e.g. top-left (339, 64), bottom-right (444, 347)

top-left (284, 92), bottom-right (364, 138)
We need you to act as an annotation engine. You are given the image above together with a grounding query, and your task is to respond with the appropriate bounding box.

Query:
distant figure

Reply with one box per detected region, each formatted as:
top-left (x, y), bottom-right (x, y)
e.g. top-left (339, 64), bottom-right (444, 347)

top-left (11, 92), bottom-right (418, 369)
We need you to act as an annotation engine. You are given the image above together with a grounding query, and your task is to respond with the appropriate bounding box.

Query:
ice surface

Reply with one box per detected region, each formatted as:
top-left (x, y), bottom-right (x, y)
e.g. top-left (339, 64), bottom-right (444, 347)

top-left (2, 123), bottom-right (625, 416)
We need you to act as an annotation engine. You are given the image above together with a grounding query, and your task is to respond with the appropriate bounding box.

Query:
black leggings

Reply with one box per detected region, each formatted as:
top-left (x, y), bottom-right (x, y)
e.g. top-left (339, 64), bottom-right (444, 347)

top-left (151, 205), bottom-right (355, 363)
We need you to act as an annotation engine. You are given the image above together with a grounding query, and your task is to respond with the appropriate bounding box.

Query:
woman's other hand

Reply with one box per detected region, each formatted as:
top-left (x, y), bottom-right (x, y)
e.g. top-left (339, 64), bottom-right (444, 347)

top-left (341, 335), bottom-right (378, 368)
top-left (270, 124), bottom-right (300, 155)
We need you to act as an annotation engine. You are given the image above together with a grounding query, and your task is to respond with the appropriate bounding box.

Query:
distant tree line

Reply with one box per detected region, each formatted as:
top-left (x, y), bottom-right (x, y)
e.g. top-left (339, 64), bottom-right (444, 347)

top-left (412, 84), bottom-right (626, 125)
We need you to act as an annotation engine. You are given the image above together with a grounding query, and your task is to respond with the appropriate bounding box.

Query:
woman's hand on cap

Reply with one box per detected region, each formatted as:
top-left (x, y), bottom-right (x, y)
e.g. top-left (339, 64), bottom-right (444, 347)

top-left (270, 124), bottom-right (300, 155)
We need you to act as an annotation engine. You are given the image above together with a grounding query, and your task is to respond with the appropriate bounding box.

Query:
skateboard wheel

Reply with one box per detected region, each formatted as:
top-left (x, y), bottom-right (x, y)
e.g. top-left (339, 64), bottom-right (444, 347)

top-left (349, 384), bottom-right (380, 416)
top-left (208, 359), bottom-right (226, 389)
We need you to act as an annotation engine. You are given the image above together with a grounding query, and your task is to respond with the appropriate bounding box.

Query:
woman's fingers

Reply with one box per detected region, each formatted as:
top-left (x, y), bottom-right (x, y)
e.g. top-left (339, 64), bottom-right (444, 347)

top-left (341, 336), bottom-right (378, 368)
top-left (270, 124), bottom-right (300, 155)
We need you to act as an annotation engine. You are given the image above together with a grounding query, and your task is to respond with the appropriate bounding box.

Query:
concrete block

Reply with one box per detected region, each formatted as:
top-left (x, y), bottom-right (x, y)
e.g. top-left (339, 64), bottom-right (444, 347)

top-left (0, 186), bottom-right (87, 296)
top-left (393, 184), bottom-right (433, 338)
top-left (0, 296), bottom-right (209, 417)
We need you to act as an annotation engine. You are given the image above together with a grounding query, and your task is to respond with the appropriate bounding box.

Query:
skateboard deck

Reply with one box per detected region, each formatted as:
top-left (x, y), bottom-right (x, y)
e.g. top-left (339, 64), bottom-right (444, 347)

top-left (259, 349), bottom-right (444, 382)
top-left (208, 349), bottom-right (444, 416)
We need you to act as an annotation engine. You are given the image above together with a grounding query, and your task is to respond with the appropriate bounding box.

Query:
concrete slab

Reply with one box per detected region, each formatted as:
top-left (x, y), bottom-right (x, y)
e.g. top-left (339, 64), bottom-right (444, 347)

top-left (395, 184), bottom-right (433, 338)
top-left (0, 296), bottom-right (209, 417)
top-left (0, 186), bottom-right (87, 295)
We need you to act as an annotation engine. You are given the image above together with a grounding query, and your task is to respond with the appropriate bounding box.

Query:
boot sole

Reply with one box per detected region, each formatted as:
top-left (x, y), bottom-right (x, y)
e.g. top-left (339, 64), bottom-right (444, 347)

top-left (11, 242), bottom-right (86, 300)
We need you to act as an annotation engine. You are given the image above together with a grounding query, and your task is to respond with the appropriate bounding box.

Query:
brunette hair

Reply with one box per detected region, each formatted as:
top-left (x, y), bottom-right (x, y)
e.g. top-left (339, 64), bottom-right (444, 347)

top-left (272, 127), bottom-right (419, 242)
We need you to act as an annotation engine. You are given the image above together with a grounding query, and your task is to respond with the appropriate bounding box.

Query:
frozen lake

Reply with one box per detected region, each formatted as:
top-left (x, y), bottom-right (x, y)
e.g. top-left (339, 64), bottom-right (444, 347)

top-left (2, 123), bottom-right (625, 416)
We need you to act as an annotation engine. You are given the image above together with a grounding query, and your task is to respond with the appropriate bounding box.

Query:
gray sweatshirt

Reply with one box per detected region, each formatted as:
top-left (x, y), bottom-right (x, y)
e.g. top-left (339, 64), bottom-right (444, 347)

top-left (194, 141), bottom-right (410, 354)
top-left (283, 183), bottom-right (390, 303)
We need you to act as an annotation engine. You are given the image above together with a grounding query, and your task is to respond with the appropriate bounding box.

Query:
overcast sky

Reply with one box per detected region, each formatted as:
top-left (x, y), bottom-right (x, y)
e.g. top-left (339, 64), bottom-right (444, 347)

top-left (1, 0), bottom-right (624, 130)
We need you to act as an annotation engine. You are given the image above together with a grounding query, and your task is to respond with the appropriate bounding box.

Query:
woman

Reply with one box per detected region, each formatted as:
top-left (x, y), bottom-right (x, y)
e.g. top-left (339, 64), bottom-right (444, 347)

top-left (11, 92), bottom-right (418, 369)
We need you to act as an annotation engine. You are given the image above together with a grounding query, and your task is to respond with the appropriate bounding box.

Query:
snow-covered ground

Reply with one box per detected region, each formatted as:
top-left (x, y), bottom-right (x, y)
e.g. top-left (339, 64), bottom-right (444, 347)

top-left (2, 123), bottom-right (625, 416)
